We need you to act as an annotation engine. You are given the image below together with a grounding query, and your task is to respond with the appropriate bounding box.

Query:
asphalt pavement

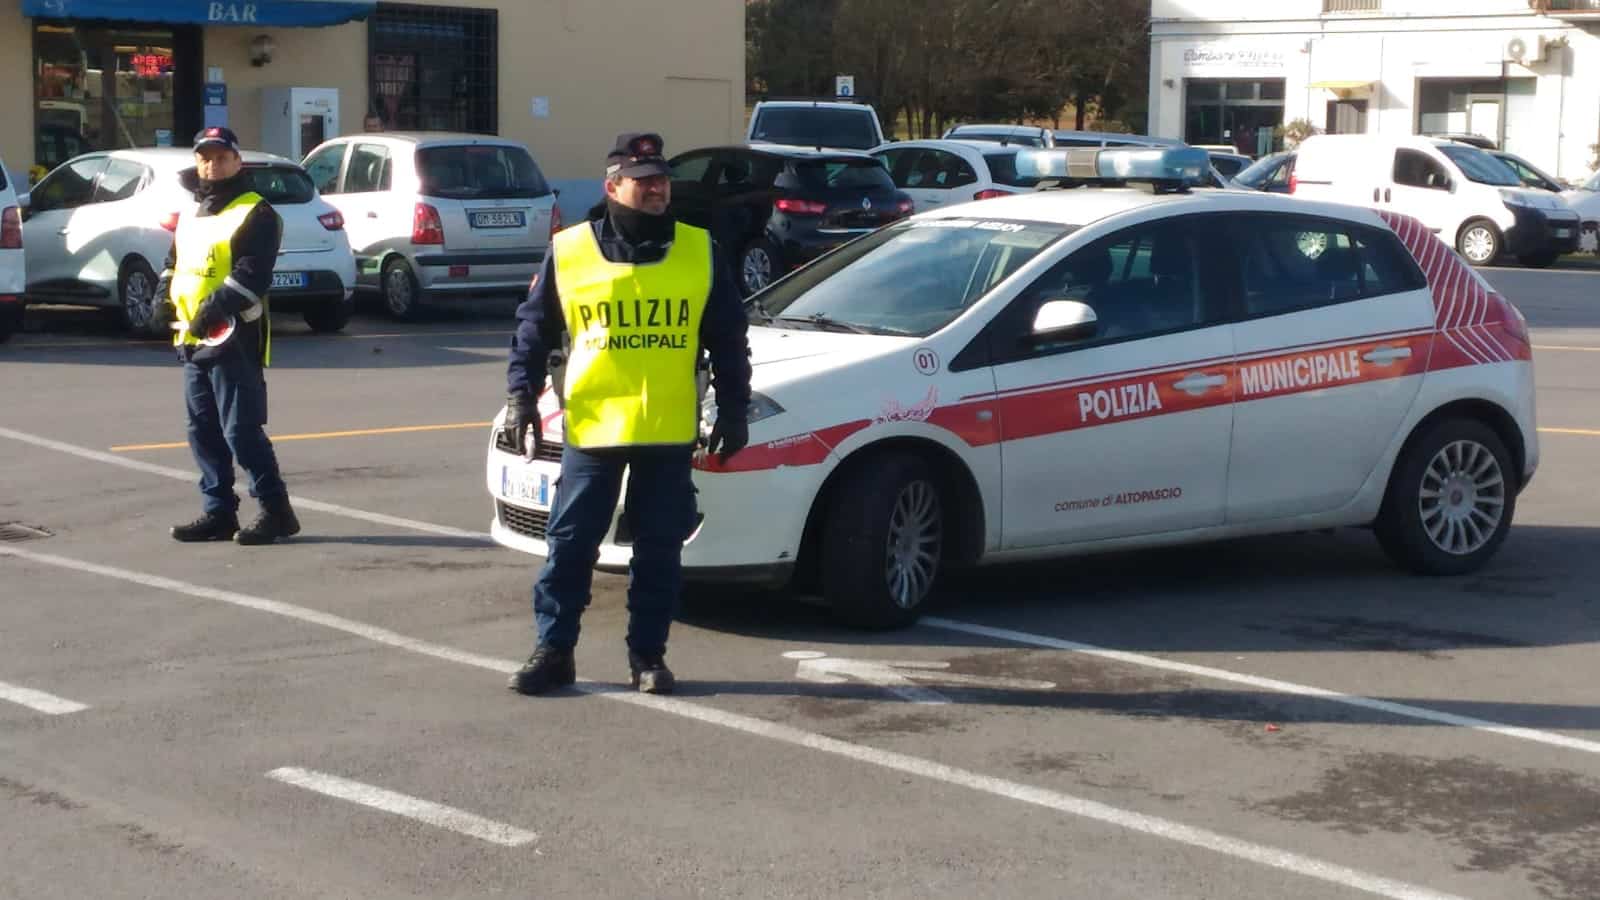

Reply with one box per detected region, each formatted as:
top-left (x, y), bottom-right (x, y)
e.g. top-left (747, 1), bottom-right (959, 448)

top-left (1, 274), bottom-right (1597, 900)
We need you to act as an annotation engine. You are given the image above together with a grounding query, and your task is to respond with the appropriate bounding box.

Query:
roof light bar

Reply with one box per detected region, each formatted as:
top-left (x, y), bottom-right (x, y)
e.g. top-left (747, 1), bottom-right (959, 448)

top-left (1015, 146), bottom-right (1211, 187)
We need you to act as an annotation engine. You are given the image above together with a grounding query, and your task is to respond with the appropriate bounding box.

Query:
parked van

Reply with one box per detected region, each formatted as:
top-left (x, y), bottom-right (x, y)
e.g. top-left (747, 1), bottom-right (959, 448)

top-left (1293, 135), bottom-right (1580, 267)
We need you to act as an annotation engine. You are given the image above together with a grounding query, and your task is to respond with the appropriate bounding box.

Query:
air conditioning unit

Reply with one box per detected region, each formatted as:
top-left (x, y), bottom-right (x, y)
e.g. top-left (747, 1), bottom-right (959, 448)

top-left (1505, 34), bottom-right (1553, 65)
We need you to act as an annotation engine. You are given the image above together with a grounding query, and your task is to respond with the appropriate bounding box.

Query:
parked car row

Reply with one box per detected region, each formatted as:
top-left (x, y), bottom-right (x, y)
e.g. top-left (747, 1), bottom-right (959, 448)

top-left (1, 131), bottom-right (559, 341)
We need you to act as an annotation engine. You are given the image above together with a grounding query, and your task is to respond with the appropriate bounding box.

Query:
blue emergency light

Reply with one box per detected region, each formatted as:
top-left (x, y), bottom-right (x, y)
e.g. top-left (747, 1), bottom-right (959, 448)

top-left (1015, 146), bottom-right (1211, 189)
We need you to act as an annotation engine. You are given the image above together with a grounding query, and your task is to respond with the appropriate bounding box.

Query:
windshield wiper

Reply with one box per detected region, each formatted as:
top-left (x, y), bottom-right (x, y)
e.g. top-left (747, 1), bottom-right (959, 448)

top-left (775, 313), bottom-right (873, 334)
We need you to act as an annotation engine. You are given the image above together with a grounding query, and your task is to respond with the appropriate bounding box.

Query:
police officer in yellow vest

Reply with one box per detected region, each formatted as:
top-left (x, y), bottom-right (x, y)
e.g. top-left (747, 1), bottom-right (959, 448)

top-left (504, 133), bottom-right (752, 695)
top-left (163, 127), bottom-right (300, 546)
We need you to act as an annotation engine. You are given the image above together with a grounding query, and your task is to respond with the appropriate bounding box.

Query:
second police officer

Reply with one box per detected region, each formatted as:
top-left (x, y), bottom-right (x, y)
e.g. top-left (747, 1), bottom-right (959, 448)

top-left (503, 133), bottom-right (753, 695)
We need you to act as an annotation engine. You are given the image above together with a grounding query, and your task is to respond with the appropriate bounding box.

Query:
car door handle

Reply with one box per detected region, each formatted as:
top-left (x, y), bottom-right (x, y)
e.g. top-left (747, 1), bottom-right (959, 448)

top-left (1362, 345), bottom-right (1413, 365)
top-left (1373, 188), bottom-right (1380, 203)
top-left (1384, 188), bottom-right (1392, 203)
top-left (1173, 372), bottom-right (1228, 395)
top-left (366, 211), bottom-right (378, 218)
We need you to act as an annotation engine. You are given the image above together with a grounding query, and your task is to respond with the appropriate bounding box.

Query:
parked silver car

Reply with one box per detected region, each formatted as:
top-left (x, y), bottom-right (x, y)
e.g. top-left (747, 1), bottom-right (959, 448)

top-left (301, 133), bottom-right (558, 320)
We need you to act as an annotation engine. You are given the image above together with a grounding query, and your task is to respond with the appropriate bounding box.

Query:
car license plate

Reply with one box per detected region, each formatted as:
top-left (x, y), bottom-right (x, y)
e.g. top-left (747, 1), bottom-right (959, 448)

top-left (470, 210), bottom-right (525, 229)
top-left (271, 272), bottom-right (307, 290)
top-left (501, 466), bottom-right (551, 508)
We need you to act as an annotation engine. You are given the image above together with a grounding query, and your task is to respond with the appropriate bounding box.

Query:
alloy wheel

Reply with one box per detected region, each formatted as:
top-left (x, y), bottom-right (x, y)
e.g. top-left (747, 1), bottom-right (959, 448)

top-left (1418, 439), bottom-right (1506, 556)
top-left (1461, 227), bottom-right (1497, 264)
top-left (882, 479), bottom-right (942, 610)
top-left (742, 247), bottom-right (772, 295)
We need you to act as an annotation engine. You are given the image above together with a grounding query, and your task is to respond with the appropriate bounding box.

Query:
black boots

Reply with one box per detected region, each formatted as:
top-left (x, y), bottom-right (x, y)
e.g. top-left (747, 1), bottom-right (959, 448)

top-left (171, 511), bottom-right (239, 542)
top-left (628, 650), bottom-right (675, 695)
top-left (236, 495), bottom-right (301, 546)
top-left (507, 645), bottom-right (577, 695)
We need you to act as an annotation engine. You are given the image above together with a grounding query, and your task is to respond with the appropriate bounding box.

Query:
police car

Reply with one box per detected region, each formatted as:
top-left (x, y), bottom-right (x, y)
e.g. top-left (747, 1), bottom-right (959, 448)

top-left (488, 147), bottom-right (1538, 628)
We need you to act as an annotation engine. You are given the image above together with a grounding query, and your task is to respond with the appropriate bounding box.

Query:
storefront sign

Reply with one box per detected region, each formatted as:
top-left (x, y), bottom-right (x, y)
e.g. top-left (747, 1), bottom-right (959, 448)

top-left (204, 83), bottom-right (227, 106)
top-left (22, 0), bottom-right (377, 28)
top-left (1182, 45), bottom-right (1287, 71)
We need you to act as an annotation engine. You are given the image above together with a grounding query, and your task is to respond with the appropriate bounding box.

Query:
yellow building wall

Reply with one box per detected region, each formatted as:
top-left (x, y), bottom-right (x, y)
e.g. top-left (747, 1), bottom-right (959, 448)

top-left (0, 0), bottom-right (744, 184)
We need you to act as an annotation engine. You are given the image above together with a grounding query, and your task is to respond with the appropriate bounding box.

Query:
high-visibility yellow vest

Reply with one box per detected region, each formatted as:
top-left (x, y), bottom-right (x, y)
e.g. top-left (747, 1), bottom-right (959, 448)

top-left (551, 221), bottom-right (712, 448)
top-left (171, 192), bottom-right (271, 364)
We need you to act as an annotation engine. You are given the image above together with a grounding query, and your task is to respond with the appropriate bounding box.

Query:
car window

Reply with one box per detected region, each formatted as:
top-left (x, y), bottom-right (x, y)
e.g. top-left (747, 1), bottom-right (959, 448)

top-left (303, 144), bottom-right (346, 194)
top-left (242, 165), bottom-right (316, 204)
top-left (93, 159), bottom-right (147, 203)
top-left (754, 218), bottom-right (1072, 337)
top-left (904, 150), bottom-right (975, 189)
top-left (714, 152), bottom-right (780, 191)
top-left (31, 156), bottom-right (105, 212)
top-left (1393, 149), bottom-right (1452, 191)
top-left (415, 144), bottom-right (550, 199)
top-left (345, 144), bottom-right (392, 194)
top-left (1438, 145), bottom-right (1520, 187)
top-left (669, 151), bottom-right (715, 184)
top-left (982, 152), bottom-right (1044, 188)
top-left (1211, 156), bottom-right (1247, 177)
top-left (751, 107), bottom-right (879, 151)
top-left (1232, 214), bottom-right (1426, 318)
top-left (1232, 154), bottom-right (1283, 189)
top-left (787, 158), bottom-right (895, 191)
top-left (1006, 218), bottom-right (1222, 351)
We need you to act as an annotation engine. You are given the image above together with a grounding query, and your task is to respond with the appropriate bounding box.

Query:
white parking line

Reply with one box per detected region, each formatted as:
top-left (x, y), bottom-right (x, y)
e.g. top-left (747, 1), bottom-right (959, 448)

top-left (923, 617), bottom-right (1600, 756)
top-left (0, 680), bottom-right (89, 715)
top-left (0, 544), bottom-right (1464, 900)
top-left (266, 767), bottom-right (537, 847)
top-left (3, 423), bottom-right (1594, 760)
top-left (0, 425), bottom-right (491, 543)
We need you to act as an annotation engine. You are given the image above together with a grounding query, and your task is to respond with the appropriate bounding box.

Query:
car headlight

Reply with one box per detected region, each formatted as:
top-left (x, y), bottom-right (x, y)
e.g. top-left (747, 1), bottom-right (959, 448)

top-left (1500, 189), bottom-right (1534, 208)
top-left (702, 391), bottom-right (785, 428)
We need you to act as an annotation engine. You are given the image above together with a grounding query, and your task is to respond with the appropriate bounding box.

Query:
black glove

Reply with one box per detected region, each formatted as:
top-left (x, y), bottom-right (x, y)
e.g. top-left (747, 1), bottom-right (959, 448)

top-left (707, 415), bottom-right (748, 464)
top-left (188, 299), bottom-right (226, 340)
top-left (505, 392), bottom-right (542, 459)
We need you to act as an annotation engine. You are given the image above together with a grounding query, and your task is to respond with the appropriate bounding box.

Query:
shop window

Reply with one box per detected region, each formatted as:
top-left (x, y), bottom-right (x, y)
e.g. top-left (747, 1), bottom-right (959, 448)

top-left (1184, 78), bottom-right (1286, 155)
top-left (370, 3), bottom-right (498, 135)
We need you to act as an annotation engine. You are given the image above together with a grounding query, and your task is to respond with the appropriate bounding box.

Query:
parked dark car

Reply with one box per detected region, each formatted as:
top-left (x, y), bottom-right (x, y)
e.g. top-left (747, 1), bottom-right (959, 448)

top-left (1490, 150), bottom-right (1565, 193)
top-left (669, 145), bottom-right (914, 296)
top-left (1231, 151), bottom-right (1296, 194)
top-left (1207, 151), bottom-right (1253, 178)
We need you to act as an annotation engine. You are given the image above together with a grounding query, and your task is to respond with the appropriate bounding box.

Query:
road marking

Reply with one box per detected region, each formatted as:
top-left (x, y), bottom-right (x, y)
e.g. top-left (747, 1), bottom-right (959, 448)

top-left (0, 545), bottom-right (1463, 900)
top-left (0, 680), bottom-right (89, 715)
top-left (784, 650), bottom-right (1056, 705)
top-left (266, 767), bottom-right (536, 847)
top-left (1533, 344), bottom-right (1600, 353)
top-left (921, 617), bottom-right (1600, 756)
top-left (0, 426), bottom-right (492, 544)
top-left (6, 425), bottom-right (1595, 755)
top-left (111, 421), bottom-right (492, 452)
top-left (1539, 427), bottom-right (1600, 437)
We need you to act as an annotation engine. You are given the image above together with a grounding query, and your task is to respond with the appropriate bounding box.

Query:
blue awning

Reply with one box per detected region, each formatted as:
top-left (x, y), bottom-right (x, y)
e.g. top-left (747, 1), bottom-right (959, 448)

top-left (24, 0), bottom-right (376, 28)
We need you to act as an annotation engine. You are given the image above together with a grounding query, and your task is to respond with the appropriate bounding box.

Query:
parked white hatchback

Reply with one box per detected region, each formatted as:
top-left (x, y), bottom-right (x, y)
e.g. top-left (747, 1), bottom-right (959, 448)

top-left (301, 133), bottom-right (559, 321)
top-left (21, 148), bottom-right (356, 336)
top-left (870, 139), bottom-right (1044, 211)
top-left (487, 148), bottom-right (1538, 628)
top-left (0, 156), bottom-right (24, 342)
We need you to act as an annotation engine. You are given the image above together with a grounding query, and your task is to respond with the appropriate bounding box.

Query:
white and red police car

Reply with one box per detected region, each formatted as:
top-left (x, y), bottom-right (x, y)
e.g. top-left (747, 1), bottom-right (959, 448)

top-left (488, 147), bottom-right (1537, 628)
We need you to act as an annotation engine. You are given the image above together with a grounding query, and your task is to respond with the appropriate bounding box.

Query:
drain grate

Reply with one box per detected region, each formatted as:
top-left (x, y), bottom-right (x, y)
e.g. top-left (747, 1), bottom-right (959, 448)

top-left (0, 523), bottom-right (53, 543)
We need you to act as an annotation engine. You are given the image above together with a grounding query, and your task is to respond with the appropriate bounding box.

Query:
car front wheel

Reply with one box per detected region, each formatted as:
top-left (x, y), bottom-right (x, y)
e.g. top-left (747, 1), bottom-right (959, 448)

top-left (1376, 418), bottom-right (1516, 576)
top-left (821, 453), bottom-right (944, 629)
top-left (739, 239), bottom-right (780, 298)
top-left (1456, 220), bottom-right (1502, 266)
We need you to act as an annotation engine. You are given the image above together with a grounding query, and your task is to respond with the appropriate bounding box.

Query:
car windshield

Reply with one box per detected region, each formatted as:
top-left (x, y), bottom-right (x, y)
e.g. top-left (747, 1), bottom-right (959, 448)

top-left (790, 158), bottom-right (894, 191)
top-left (753, 218), bottom-right (1071, 336)
top-left (1438, 145), bottom-right (1521, 187)
top-left (752, 107), bottom-right (879, 150)
top-left (1583, 172), bottom-right (1600, 192)
top-left (416, 145), bottom-right (550, 199)
top-left (1233, 153), bottom-right (1287, 188)
top-left (241, 165), bottom-right (315, 204)
top-left (982, 152), bottom-right (1045, 188)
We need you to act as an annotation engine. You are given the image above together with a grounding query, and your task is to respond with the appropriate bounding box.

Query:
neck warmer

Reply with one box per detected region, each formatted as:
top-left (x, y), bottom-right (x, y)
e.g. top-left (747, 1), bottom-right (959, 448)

top-left (606, 198), bottom-right (674, 246)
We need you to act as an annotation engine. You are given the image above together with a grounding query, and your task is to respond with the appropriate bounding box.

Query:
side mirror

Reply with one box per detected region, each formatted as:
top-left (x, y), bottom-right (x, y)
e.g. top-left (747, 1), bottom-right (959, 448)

top-left (1025, 299), bottom-right (1098, 346)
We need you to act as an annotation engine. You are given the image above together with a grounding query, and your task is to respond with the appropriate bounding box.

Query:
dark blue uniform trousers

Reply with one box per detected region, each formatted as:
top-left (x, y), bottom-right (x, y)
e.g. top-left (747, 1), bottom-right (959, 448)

top-left (533, 443), bottom-right (697, 655)
top-left (183, 343), bottom-right (286, 515)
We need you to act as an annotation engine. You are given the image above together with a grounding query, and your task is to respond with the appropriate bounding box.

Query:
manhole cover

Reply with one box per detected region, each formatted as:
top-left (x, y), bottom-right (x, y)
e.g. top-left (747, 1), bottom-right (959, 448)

top-left (0, 523), bottom-right (53, 543)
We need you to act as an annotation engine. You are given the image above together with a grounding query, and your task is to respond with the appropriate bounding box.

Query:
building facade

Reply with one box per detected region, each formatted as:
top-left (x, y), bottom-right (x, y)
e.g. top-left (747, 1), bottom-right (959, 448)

top-left (1149, 0), bottom-right (1600, 180)
top-left (2, 0), bottom-right (744, 201)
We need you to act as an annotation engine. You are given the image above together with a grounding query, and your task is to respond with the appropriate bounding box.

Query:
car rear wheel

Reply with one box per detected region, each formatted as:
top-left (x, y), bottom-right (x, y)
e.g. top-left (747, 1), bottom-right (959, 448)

top-left (381, 257), bottom-right (423, 321)
top-left (303, 295), bottom-right (354, 333)
top-left (0, 301), bottom-right (21, 343)
top-left (118, 258), bottom-right (162, 337)
top-left (1376, 418), bottom-right (1516, 576)
top-left (1456, 220), bottom-right (1502, 266)
top-left (821, 453), bottom-right (944, 629)
top-left (1517, 250), bottom-right (1560, 268)
top-left (739, 239), bottom-right (780, 298)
